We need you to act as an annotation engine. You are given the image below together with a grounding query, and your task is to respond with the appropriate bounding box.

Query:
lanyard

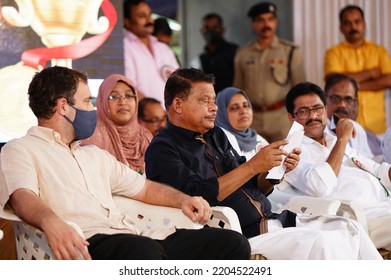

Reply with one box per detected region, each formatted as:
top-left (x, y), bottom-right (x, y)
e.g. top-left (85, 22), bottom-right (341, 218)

top-left (350, 156), bottom-right (390, 197)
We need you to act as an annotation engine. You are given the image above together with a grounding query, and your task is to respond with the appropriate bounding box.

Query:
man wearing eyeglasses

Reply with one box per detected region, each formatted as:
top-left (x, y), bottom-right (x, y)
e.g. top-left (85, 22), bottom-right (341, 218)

top-left (138, 98), bottom-right (167, 136)
top-left (284, 82), bottom-right (391, 255)
top-left (324, 73), bottom-right (382, 161)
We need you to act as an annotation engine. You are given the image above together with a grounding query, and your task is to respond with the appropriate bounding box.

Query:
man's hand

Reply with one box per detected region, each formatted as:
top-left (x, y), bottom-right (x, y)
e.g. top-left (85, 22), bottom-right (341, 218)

top-left (335, 118), bottom-right (356, 142)
top-left (367, 67), bottom-right (381, 80)
top-left (249, 140), bottom-right (289, 173)
top-left (9, 189), bottom-right (91, 260)
top-left (284, 148), bottom-right (301, 173)
top-left (42, 216), bottom-right (91, 260)
top-left (180, 196), bottom-right (212, 225)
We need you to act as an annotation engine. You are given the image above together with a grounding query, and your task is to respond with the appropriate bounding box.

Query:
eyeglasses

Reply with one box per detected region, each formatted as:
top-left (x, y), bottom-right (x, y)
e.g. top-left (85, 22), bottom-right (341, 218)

top-left (107, 94), bottom-right (136, 101)
top-left (294, 105), bottom-right (325, 120)
top-left (328, 95), bottom-right (356, 106)
top-left (141, 116), bottom-right (167, 124)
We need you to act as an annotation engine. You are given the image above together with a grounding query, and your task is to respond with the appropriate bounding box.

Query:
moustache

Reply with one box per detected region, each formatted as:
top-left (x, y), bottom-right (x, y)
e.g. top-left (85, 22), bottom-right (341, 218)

top-left (334, 108), bottom-right (348, 116)
top-left (349, 30), bottom-right (359, 35)
top-left (305, 118), bottom-right (322, 126)
top-left (261, 27), bottom-right (272, 32)
top-left (144, 22), bottom-right (154, 28)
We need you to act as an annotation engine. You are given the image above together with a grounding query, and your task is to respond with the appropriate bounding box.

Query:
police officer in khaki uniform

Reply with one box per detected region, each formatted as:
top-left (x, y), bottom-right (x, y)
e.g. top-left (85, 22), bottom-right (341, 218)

top-left (234, 2), bottom-right (305, 142)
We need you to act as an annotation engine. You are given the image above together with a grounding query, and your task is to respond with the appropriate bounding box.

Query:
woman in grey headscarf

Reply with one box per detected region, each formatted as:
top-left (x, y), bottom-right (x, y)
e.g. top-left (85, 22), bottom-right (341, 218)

top-left (215, 87), bottom-right (268, 161)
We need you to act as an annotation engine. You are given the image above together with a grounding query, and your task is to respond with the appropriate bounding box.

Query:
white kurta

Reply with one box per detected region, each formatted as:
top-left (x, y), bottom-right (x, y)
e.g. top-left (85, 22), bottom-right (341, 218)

top-left (285, 129), bottom-right (391, 250)
top-left (327, 119), bottom-right (374, 159)
top-left (222, 127), bottom-right (382, 259)
top-left (249, 215), bottom-right (381, 260)
top-left (382, 126), bottom-right (391, 163)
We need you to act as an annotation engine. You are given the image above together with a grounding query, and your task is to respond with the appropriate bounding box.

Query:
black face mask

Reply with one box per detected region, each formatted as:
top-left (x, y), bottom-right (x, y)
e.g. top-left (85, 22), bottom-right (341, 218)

top-left (203, 30), bottom-right (222, 44)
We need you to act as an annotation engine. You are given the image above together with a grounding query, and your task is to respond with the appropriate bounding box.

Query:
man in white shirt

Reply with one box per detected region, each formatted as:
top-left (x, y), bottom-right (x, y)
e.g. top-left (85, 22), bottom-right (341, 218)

top-left (284, 81), bottom-right (391, 251)
top-left (324, 73), bottom-right (381, 160)
top-left (123, 0), bottom-right (179, 106)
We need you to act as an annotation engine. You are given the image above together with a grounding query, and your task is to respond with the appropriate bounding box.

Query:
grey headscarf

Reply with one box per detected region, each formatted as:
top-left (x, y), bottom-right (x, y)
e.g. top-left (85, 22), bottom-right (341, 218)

top-left (215, 87), bottom-right (257, 152)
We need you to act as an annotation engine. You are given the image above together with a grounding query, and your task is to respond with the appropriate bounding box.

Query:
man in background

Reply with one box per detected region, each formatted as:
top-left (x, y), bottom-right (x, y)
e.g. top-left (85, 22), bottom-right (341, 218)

top-left (138, 97), bottom-right (167, 136)
top-left (153, 17), bottom-right (173, 45)
top-left (324, 4), bottom-right (391, 135)
top-left (190, 13), bottom-right (238, 93)
top-left (123, 0), bottom-right (179, 105)
top-left (152, 17), bottom-right (181, 66)
top-left (324, 73), bottom-right (382, 161)
top-left (234, 2), bottom-right (305, 142)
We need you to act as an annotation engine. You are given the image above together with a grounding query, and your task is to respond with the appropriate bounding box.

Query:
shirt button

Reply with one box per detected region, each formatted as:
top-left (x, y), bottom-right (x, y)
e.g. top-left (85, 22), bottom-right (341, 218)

top-left (215, 155), bottom-right (220, 160)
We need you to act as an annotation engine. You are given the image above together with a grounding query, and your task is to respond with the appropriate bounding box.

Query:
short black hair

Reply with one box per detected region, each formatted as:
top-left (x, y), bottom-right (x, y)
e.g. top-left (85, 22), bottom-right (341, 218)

top-left (164, 68), bottom-right (215, 110)
top-left (153, 17), bottom-right (172, 36)
top-left (339, 5), bottom-right (364, 24)
top-left (123, 0), bottom-right (145, 19)
top-left (28, 66), bottom-right (88, 119)
top-left (285, 82), bottom-right (327, 115)
top-left (202, 13), bottom-right (223, 25)
top-left (324, 74), bottom-right (358, 97)
top-left (138, 97), bottom-right (161, 119)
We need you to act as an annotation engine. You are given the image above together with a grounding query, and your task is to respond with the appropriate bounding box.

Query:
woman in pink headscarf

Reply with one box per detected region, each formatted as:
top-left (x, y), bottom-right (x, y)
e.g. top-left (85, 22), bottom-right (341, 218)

top-left (82, 74), bottom-right (152, 174)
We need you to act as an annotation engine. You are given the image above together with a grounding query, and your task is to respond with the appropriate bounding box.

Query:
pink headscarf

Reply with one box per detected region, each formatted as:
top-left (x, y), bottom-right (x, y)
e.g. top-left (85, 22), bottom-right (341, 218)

top-left (82, 74), bottom-right (152, 173)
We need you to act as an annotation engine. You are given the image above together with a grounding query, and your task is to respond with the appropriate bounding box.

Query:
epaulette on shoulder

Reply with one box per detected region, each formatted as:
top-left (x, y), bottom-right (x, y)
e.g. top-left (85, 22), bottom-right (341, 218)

top-left (238, 41), bottom-right (255, 50)
top-left (279, 39), bottom-right (298, 48)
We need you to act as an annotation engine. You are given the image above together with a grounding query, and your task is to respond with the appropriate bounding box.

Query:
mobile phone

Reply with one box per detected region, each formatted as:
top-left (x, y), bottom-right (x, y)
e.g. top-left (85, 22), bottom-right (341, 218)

top-left (331, 114), bottom-right (340, 133)
top-left (333, 114), bottom-right (340, 126)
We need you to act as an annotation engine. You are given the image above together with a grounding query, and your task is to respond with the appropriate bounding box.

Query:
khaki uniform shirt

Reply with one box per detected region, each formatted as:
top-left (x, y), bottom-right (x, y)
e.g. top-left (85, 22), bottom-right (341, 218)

top-left (234, 36), bottom-right (305, 142)
top-left (0, 126), bottom-right (175, 240)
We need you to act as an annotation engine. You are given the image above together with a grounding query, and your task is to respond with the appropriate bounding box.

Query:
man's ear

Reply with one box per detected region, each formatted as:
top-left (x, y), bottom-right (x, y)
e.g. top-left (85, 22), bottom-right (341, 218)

top-left (124, 18), bottom-right (132, 31)
top-left (287, 113), bottom-right (295, 123)
top-left (221, 26), bottom-right (226, 35)
top-left (56, 98), bottom-right (68, 115)
top-left (172, 98), bottom-right (183, 113)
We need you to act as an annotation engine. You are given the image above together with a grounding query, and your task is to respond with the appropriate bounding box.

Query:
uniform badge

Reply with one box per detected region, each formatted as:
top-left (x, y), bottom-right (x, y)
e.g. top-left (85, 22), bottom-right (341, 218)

top-left (160, 65), bottom-right (175, 81)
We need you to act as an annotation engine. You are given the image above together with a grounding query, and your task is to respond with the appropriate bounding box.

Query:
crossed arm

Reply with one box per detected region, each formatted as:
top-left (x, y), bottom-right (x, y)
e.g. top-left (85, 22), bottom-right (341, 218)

top-left (326, 70), bottom-right (391, 91)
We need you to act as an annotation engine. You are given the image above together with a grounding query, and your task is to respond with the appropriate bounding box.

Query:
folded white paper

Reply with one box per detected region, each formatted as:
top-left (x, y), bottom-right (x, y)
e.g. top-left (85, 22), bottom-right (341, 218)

top-left (266, 121), bottom-right (304, 180)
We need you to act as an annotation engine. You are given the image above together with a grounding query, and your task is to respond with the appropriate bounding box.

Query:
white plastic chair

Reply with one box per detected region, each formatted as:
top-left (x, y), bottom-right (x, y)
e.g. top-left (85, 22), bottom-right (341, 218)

top-left (270, 179), bottom-right (390, 259)
top-left (0, 196), bottom-right (243, 260)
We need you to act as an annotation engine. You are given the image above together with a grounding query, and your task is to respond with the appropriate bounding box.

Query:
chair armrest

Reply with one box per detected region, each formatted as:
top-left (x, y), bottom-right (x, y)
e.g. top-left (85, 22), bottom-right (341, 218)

top-left (207, 206), bottom-right (242, 234)
top-left (337, 200), bottom-right (368, 232)
top-left (277, 195), bottom-right (341, 215)
top-left (0, 207), bottom-right (22, 222)
top-left (113, 196), bottom-right (243, 233)
top-left (1, 206), bottom-right (85, 259)
top-left (113, 195), bottom-right (203, 230)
